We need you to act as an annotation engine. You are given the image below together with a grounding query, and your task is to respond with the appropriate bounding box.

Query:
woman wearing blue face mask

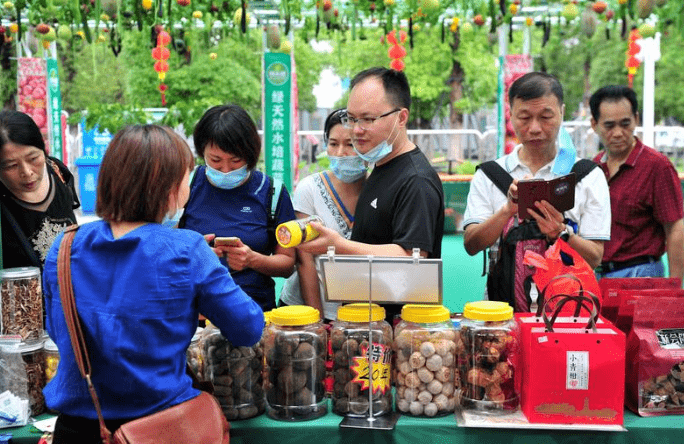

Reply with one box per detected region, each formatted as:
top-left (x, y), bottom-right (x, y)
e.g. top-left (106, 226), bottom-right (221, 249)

top-left (278, 109), bottom-right (367, 321)
top-left (179, 104), bottom-right (296, 311)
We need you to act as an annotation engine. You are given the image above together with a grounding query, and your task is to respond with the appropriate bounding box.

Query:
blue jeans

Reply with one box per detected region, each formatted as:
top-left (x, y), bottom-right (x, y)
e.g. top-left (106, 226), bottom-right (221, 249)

top-left (595, 260), bottom-right (665, 281)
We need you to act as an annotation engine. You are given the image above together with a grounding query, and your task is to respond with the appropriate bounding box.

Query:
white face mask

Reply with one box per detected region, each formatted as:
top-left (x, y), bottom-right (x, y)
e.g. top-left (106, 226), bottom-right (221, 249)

top-left (353, 115), bottom-right (399, 165)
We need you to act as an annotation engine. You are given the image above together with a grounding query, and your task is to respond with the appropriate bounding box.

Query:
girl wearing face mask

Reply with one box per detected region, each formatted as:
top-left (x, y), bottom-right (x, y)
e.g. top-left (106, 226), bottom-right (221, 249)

top-left (0, 110), bottom-right (80, 269)
top-left (278, 109), bottom-right (367, 321)
top-left (179, 104), bottom-right (296, 312)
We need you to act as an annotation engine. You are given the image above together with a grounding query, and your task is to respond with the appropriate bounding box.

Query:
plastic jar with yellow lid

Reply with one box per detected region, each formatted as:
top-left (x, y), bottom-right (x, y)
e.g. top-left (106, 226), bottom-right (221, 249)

top-left (330, 303), bottom-right (393, 417)
top-left (264, 305), bottom-right (327, 420)
top-left (201, 321), bottom-right (265, 420)
top-left (458, 300), bottom-right (519, 414)
top-left (276, 216), bottom-right (324, 248)
top-left (393, 304), bottom-right (459, 417)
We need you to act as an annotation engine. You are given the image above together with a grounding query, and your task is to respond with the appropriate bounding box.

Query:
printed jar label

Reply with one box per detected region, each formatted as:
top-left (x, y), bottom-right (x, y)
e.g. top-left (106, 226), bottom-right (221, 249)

top-left (566, 351), bottom-right (589, 390)
top-left (656, 329), bottom-right (684, 349)
top-left (351, 343), bottom-right (391, 394)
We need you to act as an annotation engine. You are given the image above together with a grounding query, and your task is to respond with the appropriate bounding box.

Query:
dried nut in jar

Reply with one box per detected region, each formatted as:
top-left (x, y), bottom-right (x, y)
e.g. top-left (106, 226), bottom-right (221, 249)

top-left (441, 381), bottom-right (455, 396)
top-left (409, 352), bottom-right (426, 369)
top-left (399, 361), bottom-right (411, 375)
top-left (397, 398), bottom-right (410, 412)
top-left (409, 401), bottom-right (424, 416)
top-left (417, 390), bottom-right (433, 405)
top-left (427, 379), bottom-right (443, 395)
top-left (349, 397), bottom-right (370, 415)
top-left (433, 393), bottom-right (449, 410)
top-left (443, 352), bottom-right (455, 367)
top-left (417, 366), bottom-right (434, 383)
top-left (404, 387), bottom-right (418, 402)
top-left (404, 372), bottom-right (421, 388)
top-left (420, 342), bottom-right (436, 358)
top-left (425, 354), bottom-right (442, 372)
top-left (424, 402), bottom-right (438, 417)
top-left (434, 366), bottom-right (452, 383)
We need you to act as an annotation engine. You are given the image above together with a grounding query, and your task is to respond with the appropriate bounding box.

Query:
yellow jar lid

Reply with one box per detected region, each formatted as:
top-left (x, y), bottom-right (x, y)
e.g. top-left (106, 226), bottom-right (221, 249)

top-left (337, 303), bottom-right (386, 323)
top-left (401, 304), bottom-right (450, 323)
top-left (269, 305), bottom-right (320, 326)
top-left (463, 301), bottom-right (513, 321)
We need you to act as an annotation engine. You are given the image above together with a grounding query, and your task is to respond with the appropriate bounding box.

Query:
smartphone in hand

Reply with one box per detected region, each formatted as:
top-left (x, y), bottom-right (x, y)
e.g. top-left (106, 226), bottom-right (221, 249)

top-left (214, 236), bottom-right (241, 247)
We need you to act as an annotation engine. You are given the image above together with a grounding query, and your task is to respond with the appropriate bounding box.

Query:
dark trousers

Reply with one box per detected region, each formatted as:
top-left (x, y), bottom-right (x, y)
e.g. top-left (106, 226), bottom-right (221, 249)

top-left (53, 413), bottom-right (136, 444)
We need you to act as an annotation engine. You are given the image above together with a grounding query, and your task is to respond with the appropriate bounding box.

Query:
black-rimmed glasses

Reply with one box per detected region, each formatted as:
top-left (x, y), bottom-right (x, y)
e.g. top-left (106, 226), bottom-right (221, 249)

top-left (341, 108), bottom-right (401, 130)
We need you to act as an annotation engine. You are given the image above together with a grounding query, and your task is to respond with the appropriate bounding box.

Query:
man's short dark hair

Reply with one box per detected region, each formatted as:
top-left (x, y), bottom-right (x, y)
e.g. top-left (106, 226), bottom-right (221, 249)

top-left (589, 85), bottom-right (638, 121)
top-left (193, 104), bottom-right (261, 170)
top-left (350, 67), bottom-right (411, 111)
top-left (508, 72), bottom-right (563, 107)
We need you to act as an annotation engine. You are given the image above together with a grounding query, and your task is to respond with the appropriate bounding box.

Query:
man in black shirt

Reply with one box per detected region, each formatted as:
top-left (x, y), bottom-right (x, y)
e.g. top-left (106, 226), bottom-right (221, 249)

top-left (297, 67), bottom-right (444, 319)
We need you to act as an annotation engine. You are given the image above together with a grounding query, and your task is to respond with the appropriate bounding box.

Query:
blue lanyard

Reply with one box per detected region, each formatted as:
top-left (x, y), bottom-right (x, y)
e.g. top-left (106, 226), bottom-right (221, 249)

top-left (322, 172), bottom-right (354, 224)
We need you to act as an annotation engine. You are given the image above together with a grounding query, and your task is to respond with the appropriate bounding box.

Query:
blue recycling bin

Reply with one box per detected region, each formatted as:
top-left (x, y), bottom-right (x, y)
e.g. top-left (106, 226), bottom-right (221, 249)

top-left (74, 156), bottom-right (102, 214)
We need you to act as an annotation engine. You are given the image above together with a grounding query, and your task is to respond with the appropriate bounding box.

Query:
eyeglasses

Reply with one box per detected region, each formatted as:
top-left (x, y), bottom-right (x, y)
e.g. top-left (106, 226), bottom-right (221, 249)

top-left (341, 108), bottom-right (401, 130)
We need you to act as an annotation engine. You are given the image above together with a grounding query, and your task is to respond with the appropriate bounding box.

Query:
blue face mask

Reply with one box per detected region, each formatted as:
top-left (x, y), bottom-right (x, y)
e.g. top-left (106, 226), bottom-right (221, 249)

top-left (352, 115), bottom-right (399, 164)
top-left (162, 207), bottom-right (184, 228)
top-left (206, 164), bottom-right (250, 190)
top-left (329, 155), bottom-right (367, 183)
top-left (354, 140), bottom-right (392, 164)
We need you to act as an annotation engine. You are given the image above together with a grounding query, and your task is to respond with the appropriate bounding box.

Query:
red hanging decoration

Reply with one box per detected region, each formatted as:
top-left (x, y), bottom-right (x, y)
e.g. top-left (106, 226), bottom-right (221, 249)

top-left (386, 30), bottom-right (407, 72)
top-left (625, 28), bottom-right (641, 89)
top-left (152, 29), bottom-right (171, 105)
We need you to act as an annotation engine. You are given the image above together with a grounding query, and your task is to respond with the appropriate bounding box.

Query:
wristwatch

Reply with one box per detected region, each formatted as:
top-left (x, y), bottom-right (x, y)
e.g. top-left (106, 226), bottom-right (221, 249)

top-left (559, 223), bottom-right (575, 242)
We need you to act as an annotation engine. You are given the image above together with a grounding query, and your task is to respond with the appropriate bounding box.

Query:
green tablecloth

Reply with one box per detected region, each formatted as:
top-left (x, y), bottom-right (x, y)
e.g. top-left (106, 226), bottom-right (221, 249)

top-left (5, 405), bottom-right (683, 444)
top-left (229, 403), bottom-right (682, 444)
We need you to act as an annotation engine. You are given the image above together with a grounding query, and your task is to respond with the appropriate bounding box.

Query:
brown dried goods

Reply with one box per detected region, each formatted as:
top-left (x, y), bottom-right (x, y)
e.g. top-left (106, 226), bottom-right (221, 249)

top-left (1, 277), bottom-right (43, 341)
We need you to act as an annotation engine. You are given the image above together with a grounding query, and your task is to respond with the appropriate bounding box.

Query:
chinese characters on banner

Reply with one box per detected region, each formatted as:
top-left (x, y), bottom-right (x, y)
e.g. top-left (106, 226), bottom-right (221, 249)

top-left (503, 54), bottom-right (532, 155)
top-left (263, 52), bottom-right (293, 191)
top-left (47, 58), bottom-right (63, 163)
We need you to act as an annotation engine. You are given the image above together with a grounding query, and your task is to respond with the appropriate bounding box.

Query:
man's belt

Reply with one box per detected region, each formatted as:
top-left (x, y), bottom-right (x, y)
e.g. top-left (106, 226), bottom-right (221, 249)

top-left (596, 255), bottom-right (660, 274)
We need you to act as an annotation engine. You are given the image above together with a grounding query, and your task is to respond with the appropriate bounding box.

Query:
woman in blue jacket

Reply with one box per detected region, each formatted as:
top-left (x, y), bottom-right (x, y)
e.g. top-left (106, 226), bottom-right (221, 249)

top-left (42, 125), bottom-right (264, 443)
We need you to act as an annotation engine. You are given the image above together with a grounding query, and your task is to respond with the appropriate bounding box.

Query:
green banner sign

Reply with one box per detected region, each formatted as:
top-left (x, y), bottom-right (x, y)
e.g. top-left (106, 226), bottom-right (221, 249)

top-left (47, 58), bottom-right (63, 162)
top-left (263, 52), bottom-right (292, 190)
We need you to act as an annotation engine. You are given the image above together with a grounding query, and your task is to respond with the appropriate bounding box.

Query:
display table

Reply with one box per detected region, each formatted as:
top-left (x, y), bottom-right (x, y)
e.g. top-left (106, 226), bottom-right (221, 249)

top-left (229, 402), bottom-right (682, 444)
top-left (3, 406), bottom-right (683, 444)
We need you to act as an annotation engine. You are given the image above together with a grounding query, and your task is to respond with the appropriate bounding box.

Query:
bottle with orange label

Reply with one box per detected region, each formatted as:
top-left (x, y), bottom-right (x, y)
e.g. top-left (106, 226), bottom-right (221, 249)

top-left (276, 215), bottom-right (325, 248)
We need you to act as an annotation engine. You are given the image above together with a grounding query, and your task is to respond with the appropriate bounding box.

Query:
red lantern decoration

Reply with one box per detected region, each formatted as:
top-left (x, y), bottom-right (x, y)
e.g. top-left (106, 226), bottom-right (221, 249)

top-left (152, 29), bottom-right (172, 105)
top-left (625, 28), bottom-right (641, 88)
top-left (390, 58), bottom-right (405, 71)
top-left (386, 30), bottom-right (407, 72)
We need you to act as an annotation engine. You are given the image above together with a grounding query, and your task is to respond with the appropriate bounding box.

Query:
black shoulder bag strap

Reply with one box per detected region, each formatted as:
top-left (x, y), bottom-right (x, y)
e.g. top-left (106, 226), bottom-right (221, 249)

top-left (475, 161), bottom-right (515, 277)
top-left (570, 158), bottom-right (599, 183)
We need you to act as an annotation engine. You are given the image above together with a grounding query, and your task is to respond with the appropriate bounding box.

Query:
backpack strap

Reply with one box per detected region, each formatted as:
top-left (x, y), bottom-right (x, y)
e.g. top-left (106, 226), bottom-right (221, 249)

top-left (476, 160), bottom-right (513, 197)
top-left (266, 176), bottom-right (284, 252)
top-left (570, 158), bottom-right (598, 182)
top-left (476, 161), bottom-right (515, 277)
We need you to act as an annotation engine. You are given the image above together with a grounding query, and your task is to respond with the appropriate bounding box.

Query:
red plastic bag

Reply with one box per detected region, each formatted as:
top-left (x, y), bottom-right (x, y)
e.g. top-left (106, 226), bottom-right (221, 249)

top-left (518, 294), bottom-right (626, 425)
top-left (523, 239), bottom-right (602, 314)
